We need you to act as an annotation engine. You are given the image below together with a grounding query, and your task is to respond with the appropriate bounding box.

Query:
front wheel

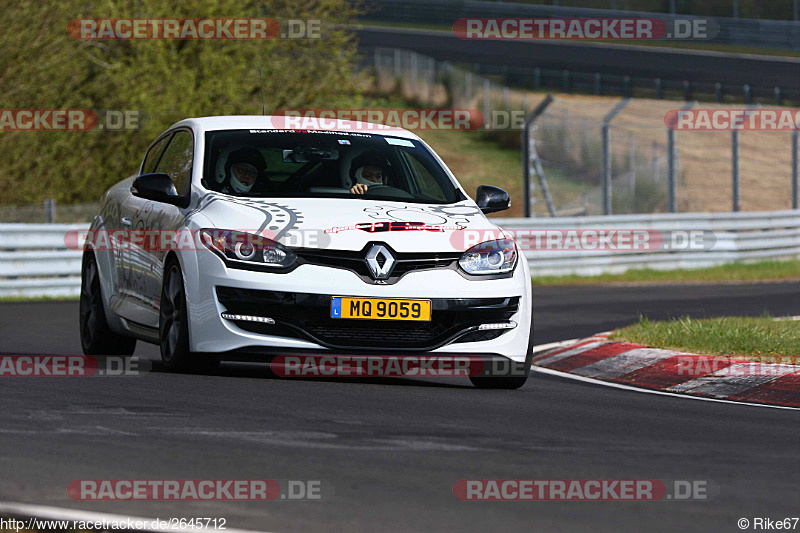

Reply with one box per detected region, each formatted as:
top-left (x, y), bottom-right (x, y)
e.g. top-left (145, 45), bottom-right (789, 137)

top-left (469, 375), bottom-right (528, 389)
top-left (80, 253), bottom-right (136, 356)
top-left (159, 261), bottom-right (218, 373)
top-left (469, 359), bottom-right (530, 390)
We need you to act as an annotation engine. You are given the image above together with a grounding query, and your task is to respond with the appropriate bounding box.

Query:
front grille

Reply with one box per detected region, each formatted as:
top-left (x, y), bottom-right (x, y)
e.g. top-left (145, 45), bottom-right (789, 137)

top-left (216, 287), bottom-right (519, 350)
top-left (293, 244), bottom-right (461, 284)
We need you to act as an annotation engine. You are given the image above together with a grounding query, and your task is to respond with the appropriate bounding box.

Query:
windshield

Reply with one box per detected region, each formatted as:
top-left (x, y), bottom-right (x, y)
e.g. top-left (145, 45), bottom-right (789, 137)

top-left (203, 129), bottom-right (466, 204)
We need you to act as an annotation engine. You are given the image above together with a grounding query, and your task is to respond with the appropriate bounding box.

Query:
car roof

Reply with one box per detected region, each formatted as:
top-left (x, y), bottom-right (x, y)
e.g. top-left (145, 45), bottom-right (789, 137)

top-left (167, 115), bottom-right (422, 140)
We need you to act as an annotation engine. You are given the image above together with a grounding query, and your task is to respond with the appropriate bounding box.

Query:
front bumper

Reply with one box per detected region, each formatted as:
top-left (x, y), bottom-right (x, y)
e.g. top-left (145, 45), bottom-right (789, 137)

top-left (182, 249), bottom-right (532, 363)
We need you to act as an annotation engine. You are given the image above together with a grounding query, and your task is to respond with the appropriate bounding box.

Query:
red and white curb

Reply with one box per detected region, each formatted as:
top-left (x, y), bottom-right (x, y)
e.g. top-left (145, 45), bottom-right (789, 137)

top-left (532, 333), bottom-right (800, 408)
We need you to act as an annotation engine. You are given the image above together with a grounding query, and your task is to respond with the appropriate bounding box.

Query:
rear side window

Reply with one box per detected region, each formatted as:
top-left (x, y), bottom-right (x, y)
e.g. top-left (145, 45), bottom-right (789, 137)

top-left (155, 131), bottom-right (194, 194)
top-left (400, 150), bottom-right (448, 202)
top-left (141, 135), bottom-right (170, 175)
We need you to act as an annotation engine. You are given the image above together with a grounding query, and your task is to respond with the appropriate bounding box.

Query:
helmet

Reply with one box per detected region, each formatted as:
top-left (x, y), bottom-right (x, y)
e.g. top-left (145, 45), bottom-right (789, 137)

top-left (350, 152), bottom-right (390, 187)
top-left (225, 147), bottom-right (266, 193)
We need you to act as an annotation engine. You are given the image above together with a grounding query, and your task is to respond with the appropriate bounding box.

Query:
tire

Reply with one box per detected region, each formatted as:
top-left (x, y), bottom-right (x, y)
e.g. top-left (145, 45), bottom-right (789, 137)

top-left (159, 260), bottom-right (218, 374)
top-left (469, 349), bottom-right (533, 390)
top-left (80, 253), bottom-right (137, 356)
top-left (469, 374), bottom-right (528, 390)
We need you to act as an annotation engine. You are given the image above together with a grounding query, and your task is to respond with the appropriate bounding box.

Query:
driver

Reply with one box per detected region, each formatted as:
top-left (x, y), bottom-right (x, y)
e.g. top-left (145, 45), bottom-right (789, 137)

top-left (222, 147), bottom-right (266, 194)
top-left (349, 152), bottom-right (390, 195)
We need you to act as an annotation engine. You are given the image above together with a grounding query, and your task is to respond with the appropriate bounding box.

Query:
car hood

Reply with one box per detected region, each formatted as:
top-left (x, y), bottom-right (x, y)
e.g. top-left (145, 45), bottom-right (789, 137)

top-left (194, 196), bottom-right (503, 253)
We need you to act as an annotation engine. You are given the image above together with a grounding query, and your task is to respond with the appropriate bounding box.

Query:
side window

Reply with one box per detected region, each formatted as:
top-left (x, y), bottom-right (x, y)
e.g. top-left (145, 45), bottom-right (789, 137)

top-left (155, 131), bottom-right (194, 195)
top-left (141, 135), bottom-right (170, 175)
top-left (400, 151), bottom-right (447, 201)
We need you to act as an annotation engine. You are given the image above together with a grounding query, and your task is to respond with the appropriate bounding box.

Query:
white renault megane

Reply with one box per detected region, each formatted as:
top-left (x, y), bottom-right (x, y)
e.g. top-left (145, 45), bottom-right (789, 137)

top-left (79, 116), bottom-right (533, 388)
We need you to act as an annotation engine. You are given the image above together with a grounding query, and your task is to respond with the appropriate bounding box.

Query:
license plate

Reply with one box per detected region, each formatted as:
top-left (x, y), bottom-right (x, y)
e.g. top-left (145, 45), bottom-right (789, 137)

top-left (331, 297), bottom-right (431, 321)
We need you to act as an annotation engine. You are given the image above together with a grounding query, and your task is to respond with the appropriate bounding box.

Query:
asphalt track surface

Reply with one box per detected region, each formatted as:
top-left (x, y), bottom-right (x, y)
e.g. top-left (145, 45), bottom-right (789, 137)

top-left (0, 282), bottom-right (798, 532)
top-left (355, 26), bottom-right (800, 99)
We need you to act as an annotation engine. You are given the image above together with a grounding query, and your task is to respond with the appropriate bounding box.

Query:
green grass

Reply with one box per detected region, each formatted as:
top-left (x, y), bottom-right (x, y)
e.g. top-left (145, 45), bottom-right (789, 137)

top-left (532, 259), bottom-right (800, 286)
top-left (0, 295), bottom-right (78, 303)
top-left (611, 315), bottom-right (800, 362)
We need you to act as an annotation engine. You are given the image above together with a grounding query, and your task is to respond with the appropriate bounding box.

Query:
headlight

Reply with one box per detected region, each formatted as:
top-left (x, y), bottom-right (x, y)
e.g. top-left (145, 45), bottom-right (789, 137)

top-left (459, 238), bottom-right (517, 275)
top-left (200, 229), bottom-right (296, 268)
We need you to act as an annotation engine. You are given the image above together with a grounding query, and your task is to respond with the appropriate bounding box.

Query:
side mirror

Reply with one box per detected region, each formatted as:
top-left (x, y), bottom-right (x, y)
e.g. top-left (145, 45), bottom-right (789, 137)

top-left (131, 173), bottom-right (188, 208)
top-left (476, 185), bottom-right (510, 214)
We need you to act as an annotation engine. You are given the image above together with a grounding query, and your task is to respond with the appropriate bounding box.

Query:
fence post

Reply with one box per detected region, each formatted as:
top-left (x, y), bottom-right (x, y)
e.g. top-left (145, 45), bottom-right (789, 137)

top-left (601, 99), bottom-right (631, 215)
top-left (483, 78), bottom-right (491, 129)
top-left (44, 199), bottom-right (56, 223)
top-left (628, 132), bottom-right (636, 210)
top-left (792, 130), bottom-right (798, 209)
top-left (665, 102), bottom-right (695, 213)
top-left (465, 71), bottom-right (472, 108)
top-left (428, 57), bottom-right (435, 105)
top-left (667, 129), bottom-right (676, 212)
top-left (523, 95), bottom-right (555, 217)
top-left (732, 130), bottom-right (740, 212)
top-left (410, 52), bottom-right (418, 99)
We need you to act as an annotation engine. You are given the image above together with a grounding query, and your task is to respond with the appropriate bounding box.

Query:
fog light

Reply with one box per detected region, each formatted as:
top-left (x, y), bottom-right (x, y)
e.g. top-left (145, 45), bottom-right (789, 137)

top-left (221, 313), bottom-right (275, 324)
top-left (478, 321), bottom-right (517, 331)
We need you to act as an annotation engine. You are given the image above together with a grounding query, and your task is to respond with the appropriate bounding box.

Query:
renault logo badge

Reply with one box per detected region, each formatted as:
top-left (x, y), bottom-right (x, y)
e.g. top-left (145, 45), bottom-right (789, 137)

top-left (365, 244), bottom-right (396, 280)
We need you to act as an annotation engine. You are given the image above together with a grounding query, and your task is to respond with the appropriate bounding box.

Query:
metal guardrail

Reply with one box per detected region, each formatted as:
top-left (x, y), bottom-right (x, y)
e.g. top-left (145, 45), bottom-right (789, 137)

top-left (497, 209), bottom-right (800, 276)
top-left (361, 0), bottom-right (800, 50)
top-left (357, 29), bottom-right (800, 104)
top-left (0, 224), bottom-right (86, 298)
top-left (2, 211), bottom-right (800, 297)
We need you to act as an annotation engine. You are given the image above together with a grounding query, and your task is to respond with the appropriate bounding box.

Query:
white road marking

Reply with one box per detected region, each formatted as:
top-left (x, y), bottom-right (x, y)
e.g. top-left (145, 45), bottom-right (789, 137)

top-left (530, 365), bottom-right (799, 411)
top-left (531, 338), bottom-right (581, 354)
top-left (532, 341), bottom-right (607, 367)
